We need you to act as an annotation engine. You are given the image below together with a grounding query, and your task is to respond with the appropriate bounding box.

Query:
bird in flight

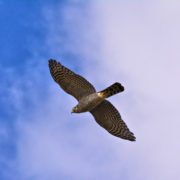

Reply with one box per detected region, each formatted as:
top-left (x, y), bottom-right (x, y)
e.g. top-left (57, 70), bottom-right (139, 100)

top-left (49, 59), bottom-right (136, 141)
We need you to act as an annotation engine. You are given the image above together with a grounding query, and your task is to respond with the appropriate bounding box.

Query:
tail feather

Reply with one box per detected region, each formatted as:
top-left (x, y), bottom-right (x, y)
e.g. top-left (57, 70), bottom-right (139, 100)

top-left (98, 82), bottom-right (124, 98)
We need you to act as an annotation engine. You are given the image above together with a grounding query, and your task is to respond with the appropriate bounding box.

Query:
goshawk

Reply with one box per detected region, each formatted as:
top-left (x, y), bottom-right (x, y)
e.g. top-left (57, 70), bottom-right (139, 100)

top-left (49, 59), bottom-right (136, 141)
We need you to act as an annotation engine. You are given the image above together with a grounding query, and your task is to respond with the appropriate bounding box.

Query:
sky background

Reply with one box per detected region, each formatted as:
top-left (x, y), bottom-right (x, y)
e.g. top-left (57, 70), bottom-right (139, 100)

top-left (0, 0), bottom-right (180, 179)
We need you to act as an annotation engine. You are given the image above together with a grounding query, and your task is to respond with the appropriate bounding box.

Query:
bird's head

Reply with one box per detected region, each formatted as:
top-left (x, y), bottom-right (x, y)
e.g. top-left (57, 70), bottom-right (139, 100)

top-left (71, 105), bottom-right (80, 113)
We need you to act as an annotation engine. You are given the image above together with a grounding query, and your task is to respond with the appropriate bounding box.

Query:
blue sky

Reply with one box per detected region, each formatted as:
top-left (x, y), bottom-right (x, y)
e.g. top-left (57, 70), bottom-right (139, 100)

top-left (1, 0), bottom-right (180, 180)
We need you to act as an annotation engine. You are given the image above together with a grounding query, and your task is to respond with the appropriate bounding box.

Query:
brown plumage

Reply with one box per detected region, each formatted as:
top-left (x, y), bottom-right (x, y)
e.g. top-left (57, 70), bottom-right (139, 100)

top-left (49, 59), bottom-right (96, 101)
top-left (90, 100), bottom-right (135, 141)
top-left (98, 82), bottom-right (124, 98)
top-left (49, 59), bottom-right (136, 141)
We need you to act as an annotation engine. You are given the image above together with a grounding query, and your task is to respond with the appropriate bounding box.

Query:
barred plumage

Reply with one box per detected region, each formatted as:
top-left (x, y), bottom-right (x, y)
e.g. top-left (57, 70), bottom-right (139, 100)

top-left (90, 100), bottom-right (135, 141)
top-left (49, 59), bottom-right (136, 142)
top-left (49, 59), bottom-right (96, 101)
top-left (98, 82), bottom-right (124, 98)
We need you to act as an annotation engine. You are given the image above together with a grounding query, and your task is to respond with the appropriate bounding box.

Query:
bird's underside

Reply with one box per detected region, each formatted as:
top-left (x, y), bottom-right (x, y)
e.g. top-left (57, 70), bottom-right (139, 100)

top-left (49, 59), bottom-right (136, 141)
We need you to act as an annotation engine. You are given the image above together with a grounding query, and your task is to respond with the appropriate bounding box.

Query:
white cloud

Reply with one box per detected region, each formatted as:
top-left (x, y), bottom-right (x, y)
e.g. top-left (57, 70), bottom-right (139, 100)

top-left (8, 1), bottom-right (180, 180)
top-left (87, 1), bottom-right (180, 180)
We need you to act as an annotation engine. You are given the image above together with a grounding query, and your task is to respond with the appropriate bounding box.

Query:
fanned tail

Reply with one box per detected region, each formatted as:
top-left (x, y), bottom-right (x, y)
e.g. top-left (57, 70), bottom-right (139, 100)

top-left (98, 82), bottom-right (124, 98)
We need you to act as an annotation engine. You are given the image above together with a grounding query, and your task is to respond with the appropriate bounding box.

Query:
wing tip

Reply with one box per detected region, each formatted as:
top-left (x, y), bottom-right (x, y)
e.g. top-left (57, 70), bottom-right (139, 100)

top-left (48, 59), bottom-right (61, 66)
top-left (126, 133), bottom-right (136, 142)
top-left (48, 58), bottom-right (56, 62)
top-left (128, 136), bottom-right (136, 142)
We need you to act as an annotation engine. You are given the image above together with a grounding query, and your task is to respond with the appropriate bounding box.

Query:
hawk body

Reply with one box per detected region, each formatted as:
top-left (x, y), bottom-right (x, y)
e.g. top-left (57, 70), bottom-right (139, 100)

top-left (73, 93), bottom-right (104, 113)
top-left (49, 59), bottom-right (136, 141)
top-left (73, 83), bottom-right (124, 113)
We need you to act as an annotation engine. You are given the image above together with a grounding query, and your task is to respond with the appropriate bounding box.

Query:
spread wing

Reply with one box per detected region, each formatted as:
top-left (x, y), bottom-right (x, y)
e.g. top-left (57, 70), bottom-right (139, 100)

top-left (90, 100), bottom-right (136, 141)
top-left (49, 59), bottom-right (96, 101)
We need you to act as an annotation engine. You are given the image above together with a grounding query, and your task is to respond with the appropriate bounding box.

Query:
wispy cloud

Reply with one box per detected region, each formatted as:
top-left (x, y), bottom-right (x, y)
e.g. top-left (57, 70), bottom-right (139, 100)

top-left (2, 1), bottom-right (180, 180)
top-left (87, 1), bottom-right (180, 180)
